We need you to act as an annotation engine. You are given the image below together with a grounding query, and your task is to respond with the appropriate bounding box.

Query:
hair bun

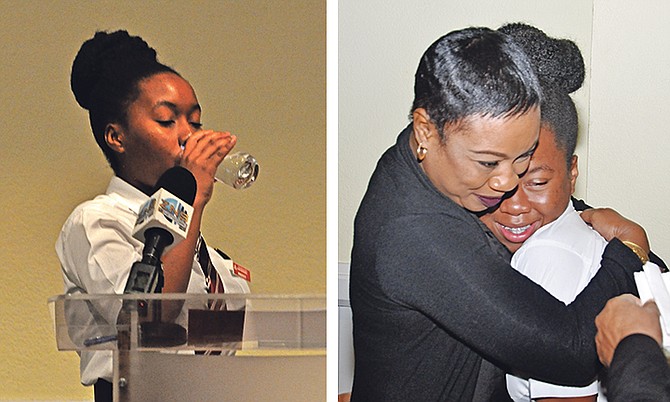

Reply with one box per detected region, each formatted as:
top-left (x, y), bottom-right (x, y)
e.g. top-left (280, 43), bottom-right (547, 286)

top-left (498, 23), bottom-right (584, 94)
top-left (70, 30), bottom-right (158, 110)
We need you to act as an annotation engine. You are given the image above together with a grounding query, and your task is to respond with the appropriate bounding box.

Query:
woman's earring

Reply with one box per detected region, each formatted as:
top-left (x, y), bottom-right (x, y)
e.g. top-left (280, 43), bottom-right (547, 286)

top-left (417, 143), bottom-right (428, 162)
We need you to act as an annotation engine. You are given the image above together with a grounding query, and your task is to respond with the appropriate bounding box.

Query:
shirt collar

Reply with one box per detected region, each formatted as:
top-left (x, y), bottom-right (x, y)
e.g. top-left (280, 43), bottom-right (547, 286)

top-left (106, 176), bottom-right (150, 215)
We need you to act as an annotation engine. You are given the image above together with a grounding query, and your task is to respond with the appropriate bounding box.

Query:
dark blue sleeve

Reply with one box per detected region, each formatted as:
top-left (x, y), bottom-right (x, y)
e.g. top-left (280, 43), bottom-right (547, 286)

top-left (606, 334), bottom-right (670, 401)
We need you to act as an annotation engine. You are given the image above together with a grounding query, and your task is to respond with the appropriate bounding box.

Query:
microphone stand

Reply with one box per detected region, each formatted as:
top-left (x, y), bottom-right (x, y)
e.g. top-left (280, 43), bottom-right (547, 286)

top-left (115, 166), bottom-right (197, 398)
top-left (124, 228), bottom-right (172, 294)
top-left (123, 228), bottom-right (187, 347)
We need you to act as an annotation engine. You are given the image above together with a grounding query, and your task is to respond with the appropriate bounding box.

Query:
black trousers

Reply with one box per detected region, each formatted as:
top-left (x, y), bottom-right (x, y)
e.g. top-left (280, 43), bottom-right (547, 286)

top-left (94, 379), bottom-right (112, 402)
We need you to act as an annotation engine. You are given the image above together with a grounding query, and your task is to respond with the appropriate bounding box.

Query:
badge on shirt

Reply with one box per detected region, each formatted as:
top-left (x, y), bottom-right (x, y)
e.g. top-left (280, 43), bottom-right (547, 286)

top-left (215, 248), bottom-right (251, 282)
top-left (232, 262), bottom-right (251, 282)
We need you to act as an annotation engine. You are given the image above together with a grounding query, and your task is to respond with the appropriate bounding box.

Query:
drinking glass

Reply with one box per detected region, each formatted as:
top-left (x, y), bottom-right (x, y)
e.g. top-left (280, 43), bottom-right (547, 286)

top-left (216, 151), bottom-right (259, 189)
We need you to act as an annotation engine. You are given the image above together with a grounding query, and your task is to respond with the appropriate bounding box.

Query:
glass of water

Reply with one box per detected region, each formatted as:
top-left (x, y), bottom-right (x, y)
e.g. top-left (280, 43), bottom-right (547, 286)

top-left (216, 151), bottom-right (259, 189)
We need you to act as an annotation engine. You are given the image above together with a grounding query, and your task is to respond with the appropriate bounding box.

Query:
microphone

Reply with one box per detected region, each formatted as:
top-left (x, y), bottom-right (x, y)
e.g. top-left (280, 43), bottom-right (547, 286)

top-left (124, 166), bottom-right (197, 294)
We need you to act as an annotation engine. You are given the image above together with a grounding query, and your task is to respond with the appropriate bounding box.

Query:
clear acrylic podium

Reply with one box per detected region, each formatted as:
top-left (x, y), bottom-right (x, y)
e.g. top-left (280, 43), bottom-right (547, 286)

top-left (48, 293), bottom-right (326, 402)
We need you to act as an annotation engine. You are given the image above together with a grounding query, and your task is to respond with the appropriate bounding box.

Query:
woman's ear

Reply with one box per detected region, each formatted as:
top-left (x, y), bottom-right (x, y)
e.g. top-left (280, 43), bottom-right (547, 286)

top-left (104, 123), bottom-right (125, 154)
top-left (412, 108), bottom-right (435, 146)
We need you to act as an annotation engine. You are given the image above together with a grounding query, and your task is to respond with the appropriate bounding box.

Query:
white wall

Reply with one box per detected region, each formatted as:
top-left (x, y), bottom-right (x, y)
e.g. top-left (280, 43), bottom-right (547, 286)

top-left (338, 0), bottom-right (595, 262)
top-left (588, 0), bottom-right (670, 260)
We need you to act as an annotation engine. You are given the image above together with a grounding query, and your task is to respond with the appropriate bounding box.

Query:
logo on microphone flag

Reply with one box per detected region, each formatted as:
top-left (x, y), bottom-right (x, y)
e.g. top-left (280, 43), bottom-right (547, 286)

top-left (158, 197), bottom-right (190, 231)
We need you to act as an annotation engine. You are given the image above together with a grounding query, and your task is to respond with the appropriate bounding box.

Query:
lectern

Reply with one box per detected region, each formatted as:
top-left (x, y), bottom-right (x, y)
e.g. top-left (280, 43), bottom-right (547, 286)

top-left (48, 294), bottom-right (326, 402)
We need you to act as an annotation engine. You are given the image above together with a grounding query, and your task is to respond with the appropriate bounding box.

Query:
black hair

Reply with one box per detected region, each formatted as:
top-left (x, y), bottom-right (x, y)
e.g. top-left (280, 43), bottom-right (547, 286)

top-left (411, 27), bottom-right (542, 139)
top-left (70, 30), bottom-right (178, 172)
top-left (498, 23), bottom-right (585, 169)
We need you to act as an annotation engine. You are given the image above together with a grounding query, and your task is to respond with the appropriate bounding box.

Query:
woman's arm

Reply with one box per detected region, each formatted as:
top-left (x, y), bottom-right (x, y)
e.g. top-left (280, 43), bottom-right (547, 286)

top-left (572, 198), bottom-right (667, 269)
top-left (378, 213), bottom-right (642, 386)
top-left (580, 207), bottom-right (649, 257)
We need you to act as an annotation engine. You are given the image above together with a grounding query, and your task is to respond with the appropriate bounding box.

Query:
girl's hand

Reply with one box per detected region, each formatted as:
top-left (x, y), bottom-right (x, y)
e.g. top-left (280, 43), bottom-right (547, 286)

top-left (178, 130), bottom-right (237, 206)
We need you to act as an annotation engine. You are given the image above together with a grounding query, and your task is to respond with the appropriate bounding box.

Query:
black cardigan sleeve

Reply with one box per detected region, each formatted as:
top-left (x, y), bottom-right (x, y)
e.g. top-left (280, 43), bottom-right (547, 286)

top-left (378, 212), bottom-right (642, 386)
top-left (351, 131), bottom-right (651, 395)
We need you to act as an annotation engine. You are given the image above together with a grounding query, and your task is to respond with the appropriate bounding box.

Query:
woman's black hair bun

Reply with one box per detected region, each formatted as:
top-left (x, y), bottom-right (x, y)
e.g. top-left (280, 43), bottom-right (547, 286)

top-left (70, 30), bottom-right (158, 110)
top-left (498, 23), bottom-right (585, 94)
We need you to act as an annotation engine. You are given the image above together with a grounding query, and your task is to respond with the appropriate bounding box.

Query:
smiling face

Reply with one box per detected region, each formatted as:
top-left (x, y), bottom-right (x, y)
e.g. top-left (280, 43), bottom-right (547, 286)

top-left (480, 127), bottom-right (578, 252)
top-left (413, 107), bottom-right (541, 213)
top-left (106, 72), bottom-right (202, 192)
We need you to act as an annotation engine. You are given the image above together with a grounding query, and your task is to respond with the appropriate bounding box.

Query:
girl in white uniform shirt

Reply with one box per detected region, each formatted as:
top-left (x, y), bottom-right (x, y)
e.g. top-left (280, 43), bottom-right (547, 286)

top-left (482, 23), bottom-right (614, 401)
top-left (56, 30), bottom-right (249, 401)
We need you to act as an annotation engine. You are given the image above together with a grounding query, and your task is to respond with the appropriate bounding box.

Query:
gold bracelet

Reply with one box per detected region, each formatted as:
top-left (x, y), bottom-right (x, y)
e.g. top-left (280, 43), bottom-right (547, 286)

top-left (622, 240), bottom-right (650, 264)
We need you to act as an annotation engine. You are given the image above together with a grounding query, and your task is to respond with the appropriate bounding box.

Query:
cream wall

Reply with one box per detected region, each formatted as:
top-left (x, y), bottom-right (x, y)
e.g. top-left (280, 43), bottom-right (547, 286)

top-left (588, 0), bottom-right (670, 263)
top-left (0, 1), bottom-right (325, 400)
top-left (339, 0), bottom-right (595, 262)
top-left (339, 0), bottom-right (670, 305)
top-left (340, 0), bottom-right (670, 265)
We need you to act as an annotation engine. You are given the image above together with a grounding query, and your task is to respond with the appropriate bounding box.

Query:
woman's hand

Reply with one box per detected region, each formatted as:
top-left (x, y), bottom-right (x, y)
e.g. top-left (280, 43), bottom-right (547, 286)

top-left (178, 130), bottom-right (237, 207)
top-left (580, 207), bottom-right (650, 254)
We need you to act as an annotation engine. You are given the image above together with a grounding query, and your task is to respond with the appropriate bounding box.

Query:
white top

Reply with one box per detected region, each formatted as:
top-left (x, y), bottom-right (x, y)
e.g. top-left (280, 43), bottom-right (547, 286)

top-left (506, 203), bottom-right (607, 401)
top-left (634, 262), bottom-right (670, 348)
top-left (56, 176), bottom-right (249, 385)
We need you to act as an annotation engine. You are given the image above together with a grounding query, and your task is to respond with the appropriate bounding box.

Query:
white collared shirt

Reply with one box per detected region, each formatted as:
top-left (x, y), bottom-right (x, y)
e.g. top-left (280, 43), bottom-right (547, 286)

top-left (56, 176), bottom-right (249, 385)
top-left (506, 203), bottom-right (607, 401)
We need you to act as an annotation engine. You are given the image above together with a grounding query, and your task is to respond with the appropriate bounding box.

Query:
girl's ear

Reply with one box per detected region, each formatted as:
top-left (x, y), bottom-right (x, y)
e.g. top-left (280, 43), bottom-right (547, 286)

top-left (569, 155), bottom-right (579, 194)
top-left (104, 123), bottom-right (125, 154)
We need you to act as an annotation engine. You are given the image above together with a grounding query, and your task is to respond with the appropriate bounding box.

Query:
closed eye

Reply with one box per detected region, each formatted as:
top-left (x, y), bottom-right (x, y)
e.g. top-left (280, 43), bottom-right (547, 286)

top-left (478, 161), bottom-right (499, 169)
top-left (527, 179), bottom-right (548, 187)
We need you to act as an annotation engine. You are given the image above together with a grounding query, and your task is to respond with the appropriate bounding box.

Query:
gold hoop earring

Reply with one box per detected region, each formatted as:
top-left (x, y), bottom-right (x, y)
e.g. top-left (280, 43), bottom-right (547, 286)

top-left (417, 143), bottom-right (428, 162)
